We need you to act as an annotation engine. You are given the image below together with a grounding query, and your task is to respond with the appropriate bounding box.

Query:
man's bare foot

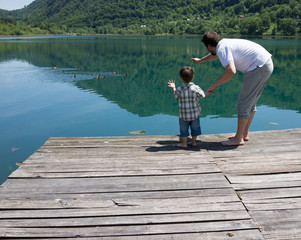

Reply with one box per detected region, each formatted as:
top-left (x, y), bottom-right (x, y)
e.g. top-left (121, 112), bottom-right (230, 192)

top-left (176, 143), bottom-right (187, 148)
top-left (228, 135), bottom-right (249, 141)
top-left (221, 139), bottom-right (244, 146)
top-left (190, 142), bottom-right (197, 147)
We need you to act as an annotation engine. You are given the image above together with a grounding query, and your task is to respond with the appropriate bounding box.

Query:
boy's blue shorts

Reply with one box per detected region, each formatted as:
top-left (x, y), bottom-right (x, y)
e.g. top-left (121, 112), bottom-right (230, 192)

top-left (179, 118), bottom-right (202, 137)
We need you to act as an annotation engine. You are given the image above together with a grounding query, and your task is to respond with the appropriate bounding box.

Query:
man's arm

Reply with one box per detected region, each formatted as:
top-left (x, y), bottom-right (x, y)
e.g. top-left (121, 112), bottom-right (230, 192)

top-left (191, 54), bottom-right (218, 64)
top-left (206, 62), bottom-right (236, 96)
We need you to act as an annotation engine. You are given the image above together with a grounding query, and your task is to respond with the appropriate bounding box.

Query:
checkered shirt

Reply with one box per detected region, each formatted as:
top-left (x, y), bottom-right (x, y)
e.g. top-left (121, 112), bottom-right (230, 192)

top-left (174, 82), bottom-right (205, 121)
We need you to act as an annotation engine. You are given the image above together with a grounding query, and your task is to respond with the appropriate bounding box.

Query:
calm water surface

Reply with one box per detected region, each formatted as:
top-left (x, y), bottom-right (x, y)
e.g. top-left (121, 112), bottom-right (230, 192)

top-left (0, 35), bottom-right (301, 184)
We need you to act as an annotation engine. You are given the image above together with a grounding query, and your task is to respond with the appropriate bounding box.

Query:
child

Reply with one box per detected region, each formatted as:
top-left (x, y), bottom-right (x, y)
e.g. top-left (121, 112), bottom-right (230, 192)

top-left (168, 66), bottom-right (206, 148)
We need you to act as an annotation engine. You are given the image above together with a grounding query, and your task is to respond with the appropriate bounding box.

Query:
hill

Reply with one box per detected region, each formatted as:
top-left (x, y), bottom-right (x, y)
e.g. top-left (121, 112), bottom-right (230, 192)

top-left (0, 0), bottom-right (300, 36)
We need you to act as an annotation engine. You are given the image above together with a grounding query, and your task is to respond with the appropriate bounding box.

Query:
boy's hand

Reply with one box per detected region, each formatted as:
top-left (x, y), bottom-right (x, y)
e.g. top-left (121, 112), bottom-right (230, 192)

top-left (168, 80), bottom-right (176, 88)
top-left (168, 80), bottom-right (176, 92)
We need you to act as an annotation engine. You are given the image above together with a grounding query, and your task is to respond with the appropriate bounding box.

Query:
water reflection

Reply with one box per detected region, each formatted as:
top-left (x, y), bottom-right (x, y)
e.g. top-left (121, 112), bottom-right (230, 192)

top-left (0, 36), bottom-right (301, 185)
top-left (0, 36), bottom-right (300, 118)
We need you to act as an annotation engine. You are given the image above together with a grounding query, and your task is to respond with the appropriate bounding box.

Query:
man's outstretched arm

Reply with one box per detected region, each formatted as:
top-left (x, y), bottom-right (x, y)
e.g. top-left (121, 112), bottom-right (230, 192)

top-left (206, 62), bottom-right (236, 96)
top-left (191, 54), bottom-right (218, 64)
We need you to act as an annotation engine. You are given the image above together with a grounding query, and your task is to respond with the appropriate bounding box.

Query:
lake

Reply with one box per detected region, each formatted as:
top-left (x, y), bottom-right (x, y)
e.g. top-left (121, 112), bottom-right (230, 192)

top-left (0, 35), bottom-right (300, 184)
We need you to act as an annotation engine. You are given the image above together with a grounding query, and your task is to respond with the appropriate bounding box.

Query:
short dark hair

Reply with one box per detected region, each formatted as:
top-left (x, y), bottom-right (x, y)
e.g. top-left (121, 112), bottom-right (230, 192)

top-left (201, 31), bottom-right (221, 47)
top-left (180, 66), bottom-right (194, 83)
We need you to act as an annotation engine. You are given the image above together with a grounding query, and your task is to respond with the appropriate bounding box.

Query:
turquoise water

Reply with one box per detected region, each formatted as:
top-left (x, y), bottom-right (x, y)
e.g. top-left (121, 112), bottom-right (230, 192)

top-left (0, 35), bottom-right (300, 184)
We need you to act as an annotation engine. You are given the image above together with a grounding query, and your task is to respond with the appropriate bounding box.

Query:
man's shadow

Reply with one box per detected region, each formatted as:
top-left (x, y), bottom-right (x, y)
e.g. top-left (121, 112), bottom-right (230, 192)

top-left (145, 136), bottom-right (238, 152)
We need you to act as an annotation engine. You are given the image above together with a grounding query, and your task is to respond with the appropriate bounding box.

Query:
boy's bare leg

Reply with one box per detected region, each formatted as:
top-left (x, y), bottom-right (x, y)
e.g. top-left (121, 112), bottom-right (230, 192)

top-left (191, 136), bottom-right (197, 147)
top-left (228, 111), bottom-right (255, 141)
top-left (176, 137), bottom-right (188, 148)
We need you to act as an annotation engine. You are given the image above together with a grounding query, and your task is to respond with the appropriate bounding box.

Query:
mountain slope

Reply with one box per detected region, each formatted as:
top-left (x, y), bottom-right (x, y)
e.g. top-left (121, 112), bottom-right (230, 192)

top-left (1, 0), bottom-right (300, 36)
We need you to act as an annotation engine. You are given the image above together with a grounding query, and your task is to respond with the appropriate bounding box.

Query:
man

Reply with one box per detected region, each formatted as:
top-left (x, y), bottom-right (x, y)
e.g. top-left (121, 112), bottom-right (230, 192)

top-left (191, 31), bottom-right (273, 146)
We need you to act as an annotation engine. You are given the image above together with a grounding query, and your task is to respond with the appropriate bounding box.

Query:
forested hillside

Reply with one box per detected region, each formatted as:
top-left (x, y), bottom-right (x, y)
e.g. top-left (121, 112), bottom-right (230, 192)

top-left (0, 0), bottom-right (300, 36)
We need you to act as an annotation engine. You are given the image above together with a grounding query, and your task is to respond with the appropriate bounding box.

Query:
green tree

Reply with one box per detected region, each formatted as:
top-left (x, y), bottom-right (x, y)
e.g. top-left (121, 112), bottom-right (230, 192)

top-left (240, 17), bottom-right (264, 35)
top-left (278, 18), bottom-right (298, 35)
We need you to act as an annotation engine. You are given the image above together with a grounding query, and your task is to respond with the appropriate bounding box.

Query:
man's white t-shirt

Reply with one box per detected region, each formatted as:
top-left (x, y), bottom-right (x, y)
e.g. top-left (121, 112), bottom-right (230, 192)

top-left (216, 39), bottom-right (272, 73)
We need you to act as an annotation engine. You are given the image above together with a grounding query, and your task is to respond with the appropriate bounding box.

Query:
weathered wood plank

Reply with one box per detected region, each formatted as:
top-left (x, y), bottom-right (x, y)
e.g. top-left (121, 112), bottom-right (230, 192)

top-left (249, 209), bottom-right (301, 223)
top-left (1, 173), bottom-right (231, 194)
top-left (0, 194), bottom-right (241, 209)
top-left (22, 230), bottom-right (264, 240)
top-left (0, 220), bottom-right (258, 238)
top-left (230, 180), bottom-right (301, 191)
top-left (0, 210), bottom-right (251, 227)
top-left (0, 188), bottom-right (235, 200)
top-left (227, 172), bottom-right (301, 184)
top-left (243, 198), bottom-right (301, 211)
top-left (20, 154), bottom-right (214, 164)
top-left (238, 187), bottom-right (301, 201)
top-left (0, 188), bottom-right (236, 201)
top-left (10, 157), bottom-right (221, 178)
top-left (0, 201), bottom-right (246, 219)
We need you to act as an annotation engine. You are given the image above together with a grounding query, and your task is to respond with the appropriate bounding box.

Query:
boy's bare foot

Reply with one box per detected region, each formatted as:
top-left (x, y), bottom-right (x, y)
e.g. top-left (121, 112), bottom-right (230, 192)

top-left (228, 135), bottom-right (249, 141)
top-left (176, 143), bottom-right (187, 148)
top-left (221, 139), bottom-right (244, 146)
top-left (190, 142), bottom-right (197, 147)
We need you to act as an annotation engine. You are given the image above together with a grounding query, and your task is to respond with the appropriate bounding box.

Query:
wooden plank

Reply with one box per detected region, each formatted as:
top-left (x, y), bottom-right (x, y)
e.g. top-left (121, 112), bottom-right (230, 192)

top-left (0, 220), bottom-right (258, 238)
top-left (227, 172), bottom-right (301, 184)
top-left (1, 173), bottom-right (231, 193)
top-left (249, 209), bottom-right (301, 223)
top-left (238, 187), bottom-right (301, 201)
top-left (20, 154), bottom-right (214, 164)
top-left (214, 164), bottom-right (301, 175)
top-left (0, 188), bottom-right (236, 201)
top-left (0, 194), bottom-right (241, 209)
top-left (0, 210), bottom-right (251, 227)
top-left (0, 201), bottom-right (246, 219)
top-left (10, 158), bottom-right (221, 178)
top-left (243, 198), bottom-right (301, 211)
top-left (24, 230), bottom-right (264, 240)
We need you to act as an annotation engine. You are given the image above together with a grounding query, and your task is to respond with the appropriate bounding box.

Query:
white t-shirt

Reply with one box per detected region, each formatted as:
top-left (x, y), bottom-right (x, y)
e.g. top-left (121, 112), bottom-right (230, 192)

top-left (216, 39), bottom-right (272, 73)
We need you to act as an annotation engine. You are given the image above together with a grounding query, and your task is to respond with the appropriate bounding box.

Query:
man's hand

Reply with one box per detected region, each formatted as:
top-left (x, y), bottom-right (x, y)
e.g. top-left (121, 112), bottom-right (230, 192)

top-left (205, 85), bottom-right (217, 97)
top-left (191, 58), bottom-right (201, 64)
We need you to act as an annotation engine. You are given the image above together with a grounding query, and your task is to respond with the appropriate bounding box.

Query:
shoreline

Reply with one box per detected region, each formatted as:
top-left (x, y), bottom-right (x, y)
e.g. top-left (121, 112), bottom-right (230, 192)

top-left (1, 33), bottom-right (301, 40)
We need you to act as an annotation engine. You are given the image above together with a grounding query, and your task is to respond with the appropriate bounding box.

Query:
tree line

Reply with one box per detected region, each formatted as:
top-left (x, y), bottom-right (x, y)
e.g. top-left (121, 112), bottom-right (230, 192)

top-left (0, 0), bottom-right (300, 36)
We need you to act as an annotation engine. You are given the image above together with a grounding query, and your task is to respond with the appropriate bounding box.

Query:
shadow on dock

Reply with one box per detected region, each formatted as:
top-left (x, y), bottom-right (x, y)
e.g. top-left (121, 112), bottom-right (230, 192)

top-left (146, 140), bottom-right (238, 152)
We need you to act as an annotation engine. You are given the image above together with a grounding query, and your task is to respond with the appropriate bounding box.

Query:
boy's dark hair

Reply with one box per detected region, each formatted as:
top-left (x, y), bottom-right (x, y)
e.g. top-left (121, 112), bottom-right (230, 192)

top-left (180, 66), bottom-right (194, 83)
top-left (201, 31), bottom-right (221, 47)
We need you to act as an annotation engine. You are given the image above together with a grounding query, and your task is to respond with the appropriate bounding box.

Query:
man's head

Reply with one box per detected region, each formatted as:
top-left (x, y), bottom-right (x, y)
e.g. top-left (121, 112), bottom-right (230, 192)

top-left (201, 31), bottom-right (221, 55)
top-left (180, 66), bottom-right (194, 83)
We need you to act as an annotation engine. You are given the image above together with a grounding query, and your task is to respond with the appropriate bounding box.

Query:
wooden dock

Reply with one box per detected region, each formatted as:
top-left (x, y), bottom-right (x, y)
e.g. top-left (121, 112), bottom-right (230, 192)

top-left (0, 129), bottom-right (300, 239)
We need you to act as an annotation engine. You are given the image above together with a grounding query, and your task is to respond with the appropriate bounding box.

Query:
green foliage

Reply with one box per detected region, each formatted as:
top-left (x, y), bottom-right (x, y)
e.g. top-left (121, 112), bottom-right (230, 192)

top-left (0, 17), bottom-right (48, 35)
top-left (239, 17), bottom-right (264, 35)
top-left (0, 0), bottom-right (300, 36)
top-left (278, 18), bottom-right (298, 35)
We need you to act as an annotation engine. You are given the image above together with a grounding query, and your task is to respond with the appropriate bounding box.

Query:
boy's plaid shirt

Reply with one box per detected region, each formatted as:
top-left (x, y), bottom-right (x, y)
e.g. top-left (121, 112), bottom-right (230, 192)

top-left (174, 82), bottom-right (205, 121)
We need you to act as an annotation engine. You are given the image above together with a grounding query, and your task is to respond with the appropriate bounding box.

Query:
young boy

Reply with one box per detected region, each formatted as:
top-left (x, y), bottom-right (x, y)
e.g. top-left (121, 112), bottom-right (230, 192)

top-left (168, 66), bottom-right (206, 148)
